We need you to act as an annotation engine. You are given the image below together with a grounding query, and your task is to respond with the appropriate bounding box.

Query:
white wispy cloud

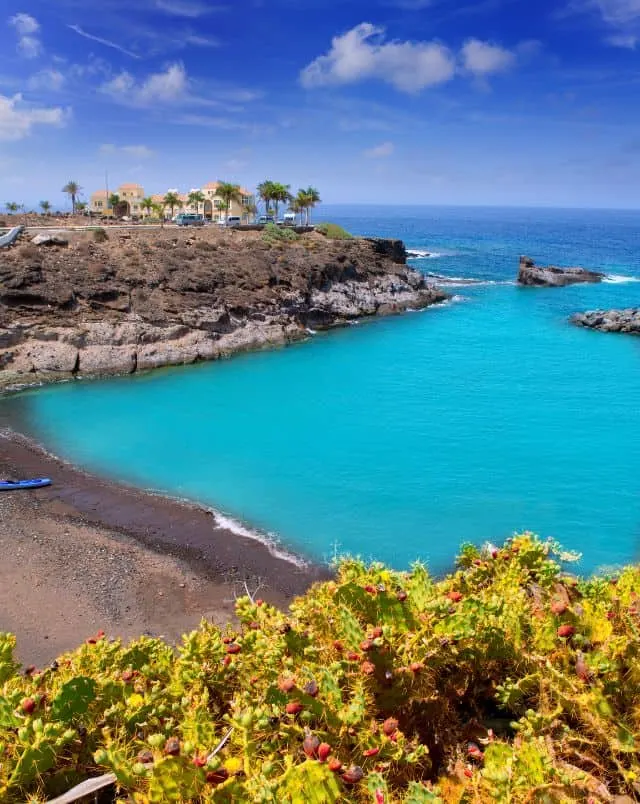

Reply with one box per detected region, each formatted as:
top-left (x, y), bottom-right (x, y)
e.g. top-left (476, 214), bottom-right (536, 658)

top-left (300, 23), bottom-right (456, 93)
top-left (460, 39), bottom-right (516, 76)
top-left (99, 143), bottom-right (155, 158)
top-left (0, 93), bottom-right (68, 141)
top-left (572, 0), bottom-right (640, 45)
top-left (606, 31), bottom-right (638, 45)
top-left (155, 0), bottom-right (219, 17)
top-left (300, 23), bottom-right (519, 93)
top-left (68, 24), bottom-right (140, 58)
top-left (27, 68), bottom-right (66, 91)
top-left (363, 141), bottom-right (395, 158)
top-left (101, 62), bottom-right (187, 105)
top-left (8, 13), bottom-right (42, 58)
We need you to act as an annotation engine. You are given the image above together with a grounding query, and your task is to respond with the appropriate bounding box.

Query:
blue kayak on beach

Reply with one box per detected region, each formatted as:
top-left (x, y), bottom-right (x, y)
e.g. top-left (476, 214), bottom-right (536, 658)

top-left (0, 478), bottom-right (52, 490)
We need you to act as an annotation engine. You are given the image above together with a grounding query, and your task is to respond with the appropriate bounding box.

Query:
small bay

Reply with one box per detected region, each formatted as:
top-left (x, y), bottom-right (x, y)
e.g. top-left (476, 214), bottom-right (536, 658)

top-left (5, 205), bottom-right (640, 574)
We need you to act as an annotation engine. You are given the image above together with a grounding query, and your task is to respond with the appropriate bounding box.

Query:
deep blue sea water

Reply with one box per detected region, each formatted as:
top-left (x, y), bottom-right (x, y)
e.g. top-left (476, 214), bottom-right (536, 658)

top-left (6, 206), bottom-right (640, 574)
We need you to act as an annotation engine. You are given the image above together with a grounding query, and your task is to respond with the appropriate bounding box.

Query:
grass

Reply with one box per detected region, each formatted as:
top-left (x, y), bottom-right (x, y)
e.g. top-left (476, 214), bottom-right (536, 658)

top-left (0, 533), bottom-right (638, 802)
top-left (316, 222), bottom-right (354, 240)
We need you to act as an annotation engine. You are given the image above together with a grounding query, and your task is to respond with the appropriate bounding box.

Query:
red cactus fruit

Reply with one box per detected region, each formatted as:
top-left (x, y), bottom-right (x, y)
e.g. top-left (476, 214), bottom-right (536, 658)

top-left (333, 640), bottom-right (344, 652)
top-left (410, 661), bottom-right (424, 673)
top-left (86, 638), bottom-right (97, 645)
top-left (303, 734), bottom-right (320, 758)
top-left (248, 621), bottom-right (260, 630)
top-left (447, 591), bottom-right (463, 603)
top-left (328, 758), bottom-right (343, 772)
top-left (286, 701), bottom-right (304, 715)
top-left (346, 651), bottom-right (361, 662)
top-left (363, 747), bottom-right (380, 757)
top-left (255, 598), bottom-right (264, 606)
top-left (96, 630), bottom-right (105, 639)
top-left (164, 737), bottom-right (180, 756)
top-left (371, 626), bottom-right (383, 639)
top-left (222, 636), bottom-right (233, 644)
top-left (382, 717), bottom-right (398, 736)
top-left (137, 750), bottom-right (154, 765)
top-left (21, 697), bottom-right (36, 715)
top-left (206, 769), bottom-right (229, 785)
top-left (193, 754), bottom-right (208, 767)
top-left (360, 639), bottom-right (374, 652)
top-left (121, 669), bottom-right (134, 683)
top-left (226, 643), bottom-right (241, 655)
top-left (464, 767), bottom-right (474, 778)
top-left (364, 585), bottom-right (377, 595)
top-left (550, 598), bottom-right (568, 615)
top-left (318, 743), bottom-right (332, 762)
top-left (278, 676), bottom-right (296, 693)
top-left (396, 590), bottom-right (408, 602)
top-left (557, 624), bottom-right (576, 638)
top-left (342, 765), bottom-right (365, 784)
top-left (467, 743), bottom-right (484, 761)
top-left (375, 789), bottom-right (385, 804)
top-left (361, 661), bottom-right (376, 675)
top-left (222, 656), bottom-right (232, 667)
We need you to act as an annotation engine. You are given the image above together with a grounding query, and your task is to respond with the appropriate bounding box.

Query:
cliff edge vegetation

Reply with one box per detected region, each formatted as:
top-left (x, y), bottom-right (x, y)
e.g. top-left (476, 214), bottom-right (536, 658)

top-left (0, 534), bottom-right (638, 802)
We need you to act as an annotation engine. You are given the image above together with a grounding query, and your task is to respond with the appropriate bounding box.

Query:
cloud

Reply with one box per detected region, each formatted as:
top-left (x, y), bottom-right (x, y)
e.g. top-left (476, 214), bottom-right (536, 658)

top-left (364, 141), bottom-right (395, 158)
top-left (606, 31), bottom-right (638, 44)
top-left (8, 13), bottom-right (42, 58)
top-left (594, 0), bottom-right (640, 23)
top-left (460, 39), bottom-right (516, 76)
top-left (27, 68), bottom-right (66, 91)
top-left (102, 62), bottom-right (187, 105)
top-left (0, 93), bottom-right (68, 141)
top-left (300, 23), bottom-right (456, 93)
top-left (68, 24), bottom-right (140, 58)
top-left (99, 143), bottom-right (155, 158)
top-left (155, 0), bottom-right (219, 16)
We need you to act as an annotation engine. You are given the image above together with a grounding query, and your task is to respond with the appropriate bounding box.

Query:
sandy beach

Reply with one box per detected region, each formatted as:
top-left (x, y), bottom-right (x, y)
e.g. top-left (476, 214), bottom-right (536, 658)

top-left (0, 428), bottom-right (330, 666)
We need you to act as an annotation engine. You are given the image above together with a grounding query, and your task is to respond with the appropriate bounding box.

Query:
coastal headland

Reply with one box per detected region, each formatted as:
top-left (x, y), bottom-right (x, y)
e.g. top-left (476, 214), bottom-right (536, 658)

top-left (0, 225), bottom-right (446, 661)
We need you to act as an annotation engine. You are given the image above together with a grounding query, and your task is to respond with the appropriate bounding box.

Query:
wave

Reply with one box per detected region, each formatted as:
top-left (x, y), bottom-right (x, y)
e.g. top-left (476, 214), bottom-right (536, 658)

top-left (424, 272), bottom-right (514, 287)
top-left (213, 511), bottom-right (308, 568)
top-left (407, 249), bottom-right (442, 259)
top-left (604, 274), bottom-right (640, 284)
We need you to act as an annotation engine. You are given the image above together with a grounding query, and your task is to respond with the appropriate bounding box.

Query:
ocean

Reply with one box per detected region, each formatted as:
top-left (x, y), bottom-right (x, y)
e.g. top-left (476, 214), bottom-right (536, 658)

top-left (5, 205), bottom-right (640, 574)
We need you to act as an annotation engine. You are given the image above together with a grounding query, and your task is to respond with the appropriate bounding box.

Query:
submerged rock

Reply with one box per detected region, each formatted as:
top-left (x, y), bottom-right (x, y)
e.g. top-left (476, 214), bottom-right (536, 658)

top-left (518, 256), bottom-right (604, 287)
top-left (570, 308), bottom-right (640, 335)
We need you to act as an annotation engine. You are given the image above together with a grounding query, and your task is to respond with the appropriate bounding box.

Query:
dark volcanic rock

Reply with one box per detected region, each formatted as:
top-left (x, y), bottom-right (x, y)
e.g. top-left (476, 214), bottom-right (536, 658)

top-left (570, 308), bottom-right (640, 335)
top-left (518, 256), bottom-right (604, 287)
top-left (0, 228), bottom-right (448, 387)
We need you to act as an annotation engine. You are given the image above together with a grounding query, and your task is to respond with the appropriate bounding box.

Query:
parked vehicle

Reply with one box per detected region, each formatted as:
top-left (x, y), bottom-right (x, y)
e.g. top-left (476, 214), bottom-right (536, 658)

top-left (283, 212), bottom-right (296, 224)
top-left (226, 216), bottom-right (241, 227)
top-left (257, 215), bottom-right (275, 224)
top-left (175, 213), bottom-right (205, 227)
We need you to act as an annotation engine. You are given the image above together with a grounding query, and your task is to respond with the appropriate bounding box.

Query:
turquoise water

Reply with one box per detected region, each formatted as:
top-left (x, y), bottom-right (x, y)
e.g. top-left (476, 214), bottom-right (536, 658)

top-left (6, 206), bottom-right (640, 573)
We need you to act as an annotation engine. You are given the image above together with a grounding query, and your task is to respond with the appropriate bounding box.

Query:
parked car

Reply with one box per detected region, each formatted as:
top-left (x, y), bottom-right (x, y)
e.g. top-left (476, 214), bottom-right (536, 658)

top-left (257, 215), bottom-right (275, 224)
top-left (175, 213), bottom-right (205, 226)
top-left (226, 216), bottom-right (241, 227)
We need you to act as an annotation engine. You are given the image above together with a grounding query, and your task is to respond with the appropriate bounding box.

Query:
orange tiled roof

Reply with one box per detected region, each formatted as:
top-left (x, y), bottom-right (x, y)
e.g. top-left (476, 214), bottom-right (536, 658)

top-left (91, 189), bottom-right (109, 198)
top-left (118, 183), bottom-right (144, 190)
top-left (202, 181), bottom-right (219, 190)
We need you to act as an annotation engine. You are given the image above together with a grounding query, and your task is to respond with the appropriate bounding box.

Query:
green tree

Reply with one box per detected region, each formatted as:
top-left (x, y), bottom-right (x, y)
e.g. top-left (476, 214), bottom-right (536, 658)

top-left (270, 182), bottom-right (292, 222)
top-left (39, 200), bottom-right (51, 215)
top-left (187, 190), bottom-right (205, 215)
top-left (141, 197), bottom-right (155, 217)
top-left (108, 194), bottom-right (121, 217)
top-left (5, 202), bottom-right (19, 214)
top-left (76, 201), bottom-right (87, 213)
top-left (216, 182), bottom-right (242, 223)
top-left (152, 202), bottom-right (165, 227)
top-left (288, 196), bottom-right (304, 225)
top-left (300, 186), bottom-right (320, 224)
top-left (62, 180), bottom-right (82, 214)
top-left (242, 200), bottom-right (257, 224)
top-left (163, 191), bottom-right (180, 219)
top-left (257, 180), bottom-right (276, 217)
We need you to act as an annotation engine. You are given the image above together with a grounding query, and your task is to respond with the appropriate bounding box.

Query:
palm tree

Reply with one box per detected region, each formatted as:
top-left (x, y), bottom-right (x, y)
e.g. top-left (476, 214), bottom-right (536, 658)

top-left (5, 202), bottom-right (19, 215)
top-left (141, 197), bottom-right (155, 218)
top-left (187, 190), bottom-right (205, 215)
top-left (289, 197), bottom-right (304, 225)
top-left (242, 201), bottom-right (257, 224)
top-left (297, 186), bottom-right (320, 225)
top-left (216, 182), bottom-right (242, 224)
top-left (163, 191), bottom-right (180, 219)
top-left (152, 203), bottom-right (165, 227)
top-left (62, 180), bottom-right (82, 214)
top-left (108, 193), bottom-right (120, 215)
top-left (76, 201), bottom-right (87, 213)
top-left (271, 182), bottom-right (292, 222)
top-left (39, 200), bottom-right (51, 216)
top-left (257, 180), bottom-right (276, 218)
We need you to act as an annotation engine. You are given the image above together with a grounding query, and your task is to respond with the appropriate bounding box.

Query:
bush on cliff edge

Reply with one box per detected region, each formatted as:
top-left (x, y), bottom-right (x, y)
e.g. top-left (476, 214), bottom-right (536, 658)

top-left (0, 533), bottom-right (639, 803)
top-left (316, 222), bottom-right (353, 240)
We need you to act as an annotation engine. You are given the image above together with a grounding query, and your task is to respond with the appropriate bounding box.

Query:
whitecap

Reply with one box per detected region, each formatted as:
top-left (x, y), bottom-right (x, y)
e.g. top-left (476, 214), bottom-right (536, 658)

top-left (603, 274), bottom-right (640, 284)
top-left (407, 249), bottom-right (442, 259)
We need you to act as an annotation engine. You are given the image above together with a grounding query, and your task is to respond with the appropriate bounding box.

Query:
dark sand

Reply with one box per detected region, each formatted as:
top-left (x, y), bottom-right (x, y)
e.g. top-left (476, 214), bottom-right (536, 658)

top-left (0, 429), bottom-right (330, 666)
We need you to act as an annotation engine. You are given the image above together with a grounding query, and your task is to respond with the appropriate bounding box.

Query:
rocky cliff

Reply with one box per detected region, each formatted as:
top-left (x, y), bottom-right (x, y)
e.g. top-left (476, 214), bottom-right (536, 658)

top-left (571, 308), bottom-right (640, 335)
top-left (0, 228), bottom-right (447, 389)
top-left (518, 256), bottom-right (605, 287)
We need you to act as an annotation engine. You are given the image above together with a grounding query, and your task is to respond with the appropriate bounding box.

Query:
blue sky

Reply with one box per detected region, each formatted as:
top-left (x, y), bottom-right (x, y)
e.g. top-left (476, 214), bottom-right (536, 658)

top-left (1, 0), bottom-right (640, 209)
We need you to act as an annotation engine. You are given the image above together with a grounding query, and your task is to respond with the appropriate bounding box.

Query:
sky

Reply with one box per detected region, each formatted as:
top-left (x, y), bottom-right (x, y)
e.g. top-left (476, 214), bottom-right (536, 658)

top-left (1, 0), bottom-right (640, 209)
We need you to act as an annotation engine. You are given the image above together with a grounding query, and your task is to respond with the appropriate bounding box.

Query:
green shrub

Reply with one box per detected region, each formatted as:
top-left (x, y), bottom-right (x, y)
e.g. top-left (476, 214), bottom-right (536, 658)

top-left (91, 227), bottom-right (108, 243)
top-left (0, 534), bottom-right (639, 802)
top-left (316, 222), bottom-right (353, 240)
top-left (262, 223), bottom-right (300, 244)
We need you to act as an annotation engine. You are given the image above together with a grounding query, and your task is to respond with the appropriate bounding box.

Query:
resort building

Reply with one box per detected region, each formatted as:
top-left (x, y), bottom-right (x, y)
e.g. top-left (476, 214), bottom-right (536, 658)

top-left (90, 182), bottom-right (255, 221)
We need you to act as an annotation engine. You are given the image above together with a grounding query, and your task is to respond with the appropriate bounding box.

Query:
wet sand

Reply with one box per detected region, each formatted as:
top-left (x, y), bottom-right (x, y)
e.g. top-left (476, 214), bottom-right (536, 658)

top-left (0, 429), bottom-right (331, 665)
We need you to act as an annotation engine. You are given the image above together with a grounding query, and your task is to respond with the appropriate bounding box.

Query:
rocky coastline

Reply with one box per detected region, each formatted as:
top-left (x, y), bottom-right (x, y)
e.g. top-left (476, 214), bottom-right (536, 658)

top-left (0, 227), bottom-right (447, 391)
top-left (571, 308), bottom-right (640, 335)
top-left (517, 255), bottom-right (605, 287)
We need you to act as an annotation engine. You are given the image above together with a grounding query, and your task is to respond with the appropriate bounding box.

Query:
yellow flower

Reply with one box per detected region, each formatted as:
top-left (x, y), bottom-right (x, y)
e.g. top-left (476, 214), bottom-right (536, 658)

top-left (128, 693), bottom-right (145, 709)
top-left (223, 756), bottom-right (243, 775)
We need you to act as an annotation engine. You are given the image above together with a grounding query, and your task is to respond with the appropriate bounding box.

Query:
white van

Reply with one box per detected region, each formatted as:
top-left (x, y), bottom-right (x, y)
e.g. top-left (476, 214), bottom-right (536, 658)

top-left (226, 216), bottom-right (241, 227)
top-left (283, 212), bottom-right (296, 224)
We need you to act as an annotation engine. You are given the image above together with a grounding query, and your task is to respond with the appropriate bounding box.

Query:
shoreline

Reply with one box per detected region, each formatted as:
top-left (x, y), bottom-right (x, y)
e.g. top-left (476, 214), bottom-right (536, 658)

top-left (0, 427), bottom-right (331, 665)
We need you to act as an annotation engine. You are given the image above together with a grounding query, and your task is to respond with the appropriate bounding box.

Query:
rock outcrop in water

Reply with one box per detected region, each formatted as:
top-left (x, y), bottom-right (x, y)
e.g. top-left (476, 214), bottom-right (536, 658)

top-left (518, 256), bottom-right (604, 287)
top-left (0, 228), bottom-right (447, 388)
top-left (571, 308), bottom-right (640, 335)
